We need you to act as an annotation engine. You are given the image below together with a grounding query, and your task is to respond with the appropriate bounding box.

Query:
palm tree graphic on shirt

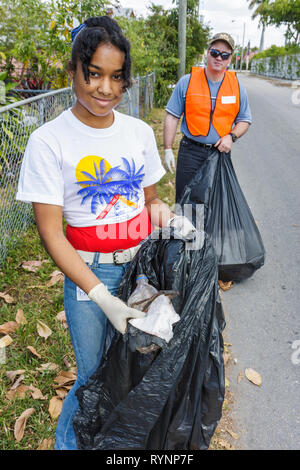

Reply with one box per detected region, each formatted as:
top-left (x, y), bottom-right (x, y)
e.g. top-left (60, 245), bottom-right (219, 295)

top-left (76, 157), bottom-right (145, 219)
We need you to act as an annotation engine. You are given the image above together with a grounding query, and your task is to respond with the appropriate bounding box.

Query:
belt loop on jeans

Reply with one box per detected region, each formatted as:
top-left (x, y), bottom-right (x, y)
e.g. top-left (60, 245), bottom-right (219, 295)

top-left (77, 244), bottom-right (141, 265)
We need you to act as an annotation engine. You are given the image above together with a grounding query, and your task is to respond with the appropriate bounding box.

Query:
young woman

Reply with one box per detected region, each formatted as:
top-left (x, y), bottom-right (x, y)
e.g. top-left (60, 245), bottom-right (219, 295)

top-left (16, 16), bottom-right (195, 450)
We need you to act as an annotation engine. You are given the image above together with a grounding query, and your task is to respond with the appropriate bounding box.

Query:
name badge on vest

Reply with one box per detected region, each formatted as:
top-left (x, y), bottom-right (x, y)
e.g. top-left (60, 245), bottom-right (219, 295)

top-left (76, 286), bottom-right (90, 301)
top-left (221, 95), bottom-right (236, 104)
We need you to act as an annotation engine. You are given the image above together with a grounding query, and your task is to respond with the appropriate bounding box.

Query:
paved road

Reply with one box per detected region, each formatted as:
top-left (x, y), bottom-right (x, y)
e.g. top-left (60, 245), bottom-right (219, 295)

top-left (223, 73), bottom-right (300, 450)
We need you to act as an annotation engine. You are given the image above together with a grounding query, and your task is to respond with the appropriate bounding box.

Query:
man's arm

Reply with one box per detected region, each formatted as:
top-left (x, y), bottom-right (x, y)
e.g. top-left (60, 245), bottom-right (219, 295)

top-left (163, 112), bottom-right (180, 172)
top-left (163, 112), bottom-right (180, 150)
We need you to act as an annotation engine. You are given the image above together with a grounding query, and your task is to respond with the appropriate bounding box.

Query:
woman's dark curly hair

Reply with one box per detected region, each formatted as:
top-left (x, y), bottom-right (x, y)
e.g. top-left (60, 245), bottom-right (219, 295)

top-left (70, 16), bottom-right (131, 90)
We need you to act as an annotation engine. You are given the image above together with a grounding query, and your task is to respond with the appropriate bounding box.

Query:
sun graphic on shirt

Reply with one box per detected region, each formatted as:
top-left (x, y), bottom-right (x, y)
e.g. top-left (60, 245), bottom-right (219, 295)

top-left (75, 155), bottom-right (145, 219)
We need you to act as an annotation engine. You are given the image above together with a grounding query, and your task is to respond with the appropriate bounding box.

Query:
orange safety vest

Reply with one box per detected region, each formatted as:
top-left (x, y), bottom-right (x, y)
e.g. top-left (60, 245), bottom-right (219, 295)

top-left (185, 67), bottom-right (240, 138)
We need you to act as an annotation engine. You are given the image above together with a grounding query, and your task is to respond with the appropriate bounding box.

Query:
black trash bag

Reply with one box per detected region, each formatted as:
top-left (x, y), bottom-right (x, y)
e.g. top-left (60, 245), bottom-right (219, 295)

top-left (179, 150), bottom-right (265, 282)
top-left (73, 229), bottom-right (225, 450)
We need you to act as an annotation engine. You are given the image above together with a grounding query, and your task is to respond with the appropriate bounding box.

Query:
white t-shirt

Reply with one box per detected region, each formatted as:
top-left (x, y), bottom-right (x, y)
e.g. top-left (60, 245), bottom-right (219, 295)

top-left (16, 109), bottom-right (165, 227)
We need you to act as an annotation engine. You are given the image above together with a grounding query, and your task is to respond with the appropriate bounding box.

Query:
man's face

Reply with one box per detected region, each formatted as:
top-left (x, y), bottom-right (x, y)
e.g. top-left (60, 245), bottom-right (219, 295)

top-left (206, 40), bottom-right (233, 74)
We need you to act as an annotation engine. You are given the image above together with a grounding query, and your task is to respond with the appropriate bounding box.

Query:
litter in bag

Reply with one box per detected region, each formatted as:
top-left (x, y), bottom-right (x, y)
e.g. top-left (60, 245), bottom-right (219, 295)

top-left (179, 150), bottom-right (265, 282)
top-left (73, 229), bottom-right (225, 450)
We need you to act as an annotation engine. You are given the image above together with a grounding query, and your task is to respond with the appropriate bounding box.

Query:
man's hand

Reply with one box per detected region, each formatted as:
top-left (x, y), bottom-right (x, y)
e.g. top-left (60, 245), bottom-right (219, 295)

top-left (88, 283), bottom-right (146, 335)
top-left (164, 149), bottom-right (176, 173)
top-left (214, 134), bottom-right (233, 153)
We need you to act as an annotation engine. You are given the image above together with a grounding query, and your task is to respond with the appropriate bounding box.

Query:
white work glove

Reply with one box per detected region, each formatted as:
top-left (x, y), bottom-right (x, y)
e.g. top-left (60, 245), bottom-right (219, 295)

top-left (167, 215), bottom-right (197, 240)
top-left (88, 283), bottom-right (146, 335)
top-left (164, 149), bottom-right (176, 173)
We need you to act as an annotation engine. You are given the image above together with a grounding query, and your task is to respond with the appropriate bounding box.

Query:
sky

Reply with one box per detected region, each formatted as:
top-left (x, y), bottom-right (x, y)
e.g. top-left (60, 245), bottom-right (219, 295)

top-left (118, 0), bottom-right (287, 50)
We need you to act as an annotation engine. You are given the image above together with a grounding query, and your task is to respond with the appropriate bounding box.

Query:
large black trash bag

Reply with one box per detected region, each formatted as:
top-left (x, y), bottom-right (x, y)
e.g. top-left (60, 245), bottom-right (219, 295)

top-left (73, 230), bottom-right (225, 450)
top-left (179, 150), bottom-right (265, 282)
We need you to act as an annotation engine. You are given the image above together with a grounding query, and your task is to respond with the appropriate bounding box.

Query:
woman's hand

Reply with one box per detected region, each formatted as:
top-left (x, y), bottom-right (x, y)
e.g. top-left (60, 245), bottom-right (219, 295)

top-left (88, 284), bottom-right (145, 334)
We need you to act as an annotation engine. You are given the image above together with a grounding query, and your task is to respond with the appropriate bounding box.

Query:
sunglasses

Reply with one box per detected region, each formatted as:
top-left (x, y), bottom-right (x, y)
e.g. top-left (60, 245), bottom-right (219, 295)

top-left (209, 48), bottom-right (232, 60)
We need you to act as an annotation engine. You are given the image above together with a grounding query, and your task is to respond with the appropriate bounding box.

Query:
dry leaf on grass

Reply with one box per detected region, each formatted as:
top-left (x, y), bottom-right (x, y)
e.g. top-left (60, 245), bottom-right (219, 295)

top-left (49, 396), bottom-right (63, 419)
top-left (37, 438), bottom-right (53, 450)
top-left (6, 370), bottom-right (26, 382)
top-left (55, 387), bottom-right (69, 399)
top-left (46, 270), bottom-right (64, 287)
top-left (27, 345), bottom-right (42, 359)
top-left (14, 408), bottom-right (35, 441)
top-left (218, 280), bottom-right (234, 291)
top-left (0, 335), bottom-right (13, 348)
top-left (56, 310), bottom-right (68, 329)
top-left (27, 384), bottom-right (47, 400)
top-left (16, 309), bottom-right (27, 325)
top-left (36, 363), bottom-right (59, 372)
top-left (7, 385), bottom-right (29, 400)
top-left (54, 370), bottom-right (77, 387)
top-left (226, 429), bottom-right (239, 440)
top-left (245, 368), bottom-right (262, 386)
top-left (11, 374), bottom-right (25, 390)
top-left (37, 320), bottom-right (52, 339)
top-left (0, 321), bottom-right (19, 334)
top-left (218, 438), bottom-right (234, 450)
top-left (21, 260), bottom-right (48, 272)
top-left (0, 292), bottom-right (15, 304)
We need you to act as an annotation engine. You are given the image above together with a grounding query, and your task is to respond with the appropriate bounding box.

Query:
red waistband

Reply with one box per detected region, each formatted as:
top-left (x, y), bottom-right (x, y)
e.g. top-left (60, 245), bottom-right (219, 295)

top-left (66, 207), bottom-right (153, 253)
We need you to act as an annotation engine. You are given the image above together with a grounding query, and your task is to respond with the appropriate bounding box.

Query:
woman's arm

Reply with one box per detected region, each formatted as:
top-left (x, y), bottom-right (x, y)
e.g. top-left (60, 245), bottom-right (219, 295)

top-left (33, 203), bottom-right (104, 294)
top-left (144, 184), bottom-right (174, 228)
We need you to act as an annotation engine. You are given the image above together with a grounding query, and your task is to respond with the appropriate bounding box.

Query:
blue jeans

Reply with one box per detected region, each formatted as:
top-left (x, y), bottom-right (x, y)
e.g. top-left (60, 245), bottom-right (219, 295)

top-left (55, 254), bottom-right (129, 450)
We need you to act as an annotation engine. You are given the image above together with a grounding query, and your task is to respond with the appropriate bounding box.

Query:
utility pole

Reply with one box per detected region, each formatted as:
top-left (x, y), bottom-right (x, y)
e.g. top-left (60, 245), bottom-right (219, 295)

top-left (178, 0), bottom-right (187, 79)
top-left (240, 22), bottom-right (245, 72)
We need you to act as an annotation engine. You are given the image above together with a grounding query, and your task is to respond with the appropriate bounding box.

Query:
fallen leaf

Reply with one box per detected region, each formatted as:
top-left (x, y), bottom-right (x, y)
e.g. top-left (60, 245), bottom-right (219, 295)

top-left (0, 292), bottom-right (15, 304)
top-left (63, 356), bottom-right (71, 368)
top-left (218, 439), bottom-right (234, 450)
top-left (48, 396), bottom-right (63, 419)
top-left (245, 368), bottom-right (262, 386)
top-left (28, 384), bottom-right (47, 400)
top-left (27, 345), bottom-right (42, 359)
top-left (218, 280), bottom-right (234, 291)
top-left (16, 309), bottom-right (27, 325)
top-left (37, 438), bottom-right (53, 450)
top-left (37, 320), bottom-right (52, 339)
top-left (22, 260), bottom-right (43, 272)
top-left (7, 385), bottom-right (29, 400)
top-left (223, 353), bottom-right (230, 365)
top-left (237, 372), bottom-right (243, 383)
top-left (0, 335), bottom-right (13, 348)
top-left (55, 388), bottom-right (68, 399)
top-left (226, 429), bottom-right (239, 440)
top-left (46, 271), bottom-right (64, 287)
top-left (54, 370), bottom-right (76, 386)
top-left (14, 408), bottom-right (35, 441)
top-left (56, 310), bottom-right (68, 329)
top-left (6, 370), bottom-right (26, 382)
top-left (225, 377), bottom-right (230, 388)
top-left (36, 363), bottom-right (59, 372)
top-left (11, 374), bottom-right (25, 390)
top-left (0, 321), bottom-right (18, 334)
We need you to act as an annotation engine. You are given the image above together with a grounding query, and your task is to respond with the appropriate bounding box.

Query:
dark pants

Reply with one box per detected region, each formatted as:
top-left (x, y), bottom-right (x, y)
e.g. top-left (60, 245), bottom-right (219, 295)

top-left (176, 136), bottom-right (226, 203)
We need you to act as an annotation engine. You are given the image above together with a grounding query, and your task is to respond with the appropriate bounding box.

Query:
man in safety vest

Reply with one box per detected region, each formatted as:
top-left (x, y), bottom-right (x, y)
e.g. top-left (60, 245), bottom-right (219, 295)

top-left (163, 32), bottom-right (252, 202)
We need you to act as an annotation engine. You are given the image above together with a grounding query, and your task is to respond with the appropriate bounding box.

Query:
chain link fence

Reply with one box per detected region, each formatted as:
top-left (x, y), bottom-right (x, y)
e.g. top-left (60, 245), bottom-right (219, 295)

top-left (0, 72), bottom-right (155, 265)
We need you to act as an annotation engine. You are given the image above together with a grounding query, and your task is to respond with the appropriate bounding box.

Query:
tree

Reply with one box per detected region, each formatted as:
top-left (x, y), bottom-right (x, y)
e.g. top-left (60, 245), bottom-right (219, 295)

top-left (0, 0), bottom-right (110, 88)
top-left (249, 0), bottom-right (300, 45)
top-left (247, 0), bottom-right (271, 51)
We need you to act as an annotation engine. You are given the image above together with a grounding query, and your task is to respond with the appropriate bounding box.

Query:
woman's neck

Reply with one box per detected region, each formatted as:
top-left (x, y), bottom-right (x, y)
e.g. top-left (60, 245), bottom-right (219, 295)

top-left (71, 102), bottom-right (115, 129)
